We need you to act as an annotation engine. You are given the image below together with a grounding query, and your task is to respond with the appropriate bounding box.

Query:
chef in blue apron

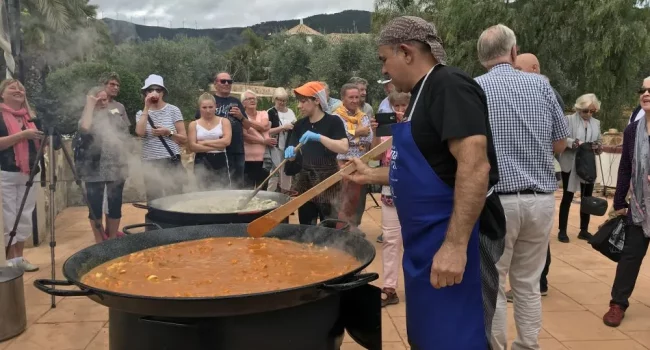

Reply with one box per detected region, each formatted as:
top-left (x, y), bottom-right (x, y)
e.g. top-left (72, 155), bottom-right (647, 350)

top-left (346, 16), bottom-right (505, 349)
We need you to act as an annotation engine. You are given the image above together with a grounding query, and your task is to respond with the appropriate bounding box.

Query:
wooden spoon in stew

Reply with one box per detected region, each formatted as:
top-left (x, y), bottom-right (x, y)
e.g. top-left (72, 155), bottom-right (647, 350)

top-left (246, 138), bottom-right (393, 238)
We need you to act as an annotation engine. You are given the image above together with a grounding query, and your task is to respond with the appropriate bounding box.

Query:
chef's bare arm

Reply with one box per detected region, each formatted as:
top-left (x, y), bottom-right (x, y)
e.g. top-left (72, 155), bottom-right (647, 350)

top-left (445, 135), bottom-right (490, 246)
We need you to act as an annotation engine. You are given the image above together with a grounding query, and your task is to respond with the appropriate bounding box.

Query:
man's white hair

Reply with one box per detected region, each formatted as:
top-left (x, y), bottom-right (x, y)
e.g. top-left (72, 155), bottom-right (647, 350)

top-left (477, 24), bottom-right (517, 65)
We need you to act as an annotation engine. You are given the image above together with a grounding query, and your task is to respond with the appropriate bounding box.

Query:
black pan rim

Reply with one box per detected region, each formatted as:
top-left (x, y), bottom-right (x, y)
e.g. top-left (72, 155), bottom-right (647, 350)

top-left (145, 190), bottom-right (292, 215)
top-left (62, 225), bottom-right (375, 302)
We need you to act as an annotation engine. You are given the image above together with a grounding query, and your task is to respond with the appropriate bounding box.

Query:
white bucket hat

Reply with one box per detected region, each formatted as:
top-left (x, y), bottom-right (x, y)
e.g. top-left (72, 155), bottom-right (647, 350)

top-left (141, 74), bottom-right (168, 94)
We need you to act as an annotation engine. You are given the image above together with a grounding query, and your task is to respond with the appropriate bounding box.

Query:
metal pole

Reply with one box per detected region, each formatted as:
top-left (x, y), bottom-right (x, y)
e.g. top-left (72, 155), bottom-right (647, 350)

top-left (48, 133), bottom-right (56, 308)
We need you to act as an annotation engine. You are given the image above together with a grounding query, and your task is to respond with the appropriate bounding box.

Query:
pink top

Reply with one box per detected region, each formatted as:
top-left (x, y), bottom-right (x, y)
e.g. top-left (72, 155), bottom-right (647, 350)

top-left (244, 110), bottom-right (270, 162)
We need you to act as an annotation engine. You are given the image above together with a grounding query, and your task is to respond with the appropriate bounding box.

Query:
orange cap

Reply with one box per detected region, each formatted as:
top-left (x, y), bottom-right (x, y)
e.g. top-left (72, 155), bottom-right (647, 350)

top-left (294, 81), bottom-right (325, 98)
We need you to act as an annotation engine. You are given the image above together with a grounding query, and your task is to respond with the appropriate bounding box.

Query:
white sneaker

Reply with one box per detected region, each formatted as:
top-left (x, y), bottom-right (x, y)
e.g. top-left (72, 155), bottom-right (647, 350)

top-left (16, 258), bottom-right (39, 272)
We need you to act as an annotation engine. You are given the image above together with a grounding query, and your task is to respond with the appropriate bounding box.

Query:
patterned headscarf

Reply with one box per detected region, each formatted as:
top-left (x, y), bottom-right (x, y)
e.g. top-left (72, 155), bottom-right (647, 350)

top-left (377, 16), bottom-right (447, 65)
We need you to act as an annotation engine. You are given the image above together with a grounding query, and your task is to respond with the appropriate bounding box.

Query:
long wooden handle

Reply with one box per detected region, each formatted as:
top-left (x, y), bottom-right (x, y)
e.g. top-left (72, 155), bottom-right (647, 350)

top-left (247, 138), bottom-right (392, 237)
top-left (238, 144), bottom-right (303, 209)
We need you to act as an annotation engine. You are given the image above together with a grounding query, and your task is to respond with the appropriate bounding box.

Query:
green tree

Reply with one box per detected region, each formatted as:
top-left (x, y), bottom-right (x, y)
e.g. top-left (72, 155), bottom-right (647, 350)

top-left (371, 0), bottom-right (438, 33)
top-left (108, 36), bottom-right (226, 120)
top-left (225, 28), bottom-right (268, 82)
top-left (44, 62), bottom-right (141, 134)
top-left (265, 34), bottom-right (328, 87)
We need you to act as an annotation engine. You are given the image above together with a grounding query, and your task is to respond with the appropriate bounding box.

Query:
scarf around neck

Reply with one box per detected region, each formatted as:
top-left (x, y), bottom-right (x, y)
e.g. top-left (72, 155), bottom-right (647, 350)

top-left (334, 105), bottom-right (365, 138)
top-left (630, 116), bottom-right (650, 237)
top-left (1, 103), bottom-right (39, 174)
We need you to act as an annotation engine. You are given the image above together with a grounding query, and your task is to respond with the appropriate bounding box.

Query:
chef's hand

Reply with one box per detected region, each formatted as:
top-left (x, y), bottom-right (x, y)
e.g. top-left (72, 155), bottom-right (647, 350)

top-left (299, 130), bottom-right (321, 144)
top-left (342, 158), bottom-right (373, 185)
top-left (430, 242), bottom-right (467, 289)
top-left (285, 146), bottom-right (296, 160)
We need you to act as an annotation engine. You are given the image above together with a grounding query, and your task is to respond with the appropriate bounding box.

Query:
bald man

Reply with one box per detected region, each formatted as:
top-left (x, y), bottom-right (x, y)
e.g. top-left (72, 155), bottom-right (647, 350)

top-left (515, 53), bottom-right (564, 109)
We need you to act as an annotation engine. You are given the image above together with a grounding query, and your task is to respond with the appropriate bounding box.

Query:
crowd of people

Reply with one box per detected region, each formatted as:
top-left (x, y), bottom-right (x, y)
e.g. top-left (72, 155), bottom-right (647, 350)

top-left (2, 13), bottom-right (650, 350)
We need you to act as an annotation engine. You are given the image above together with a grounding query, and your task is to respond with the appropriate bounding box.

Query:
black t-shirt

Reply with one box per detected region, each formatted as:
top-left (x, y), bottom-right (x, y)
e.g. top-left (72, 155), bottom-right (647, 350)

top-left (0, 119), bottom-right (39, 172)
top-left (195, 95), bottom-right (247, 154)
top-left (288, 113), bottom-right (347, 164)
top-left (408, 65), bottom-right (504, 240)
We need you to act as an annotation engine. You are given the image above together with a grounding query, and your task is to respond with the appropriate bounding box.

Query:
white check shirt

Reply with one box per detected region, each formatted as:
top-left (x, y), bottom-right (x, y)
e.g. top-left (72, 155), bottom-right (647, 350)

top-left (475, 64), bottom-right (569, 194)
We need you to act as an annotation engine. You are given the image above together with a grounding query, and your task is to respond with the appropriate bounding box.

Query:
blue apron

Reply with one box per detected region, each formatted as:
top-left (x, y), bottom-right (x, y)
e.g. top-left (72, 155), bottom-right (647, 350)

top-left (389, 66), bottom-right (486, 349)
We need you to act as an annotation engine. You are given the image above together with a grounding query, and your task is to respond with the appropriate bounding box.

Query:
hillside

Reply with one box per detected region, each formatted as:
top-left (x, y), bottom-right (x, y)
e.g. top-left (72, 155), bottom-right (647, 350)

top-left (102, 10), bottom-right (372, 51)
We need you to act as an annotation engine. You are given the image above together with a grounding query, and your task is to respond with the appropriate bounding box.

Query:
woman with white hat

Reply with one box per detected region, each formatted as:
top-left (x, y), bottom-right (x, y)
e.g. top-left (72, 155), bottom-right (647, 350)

top-left (134, 74), bottom-right (188, 202)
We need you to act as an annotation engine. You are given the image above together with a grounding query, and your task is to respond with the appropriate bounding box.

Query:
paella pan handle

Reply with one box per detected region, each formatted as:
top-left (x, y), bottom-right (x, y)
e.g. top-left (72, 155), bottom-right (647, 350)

top-left (122, 223), bottom-right (162, 235)
top-left (33, 279), bottom-right (96, 297)
top-left (321, 273), bottom-right (379, 292)
top-left (132, 203), bottom-right (151, 210)
top-left (318, 219), bottom-right (351, 232)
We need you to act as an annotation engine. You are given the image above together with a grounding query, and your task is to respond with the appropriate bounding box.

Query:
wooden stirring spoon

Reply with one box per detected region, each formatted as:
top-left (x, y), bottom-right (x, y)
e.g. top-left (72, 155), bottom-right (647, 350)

top-left (247, 138), bottom-right (393, 238)
top-left (237, 143), bottom-right (303, 210)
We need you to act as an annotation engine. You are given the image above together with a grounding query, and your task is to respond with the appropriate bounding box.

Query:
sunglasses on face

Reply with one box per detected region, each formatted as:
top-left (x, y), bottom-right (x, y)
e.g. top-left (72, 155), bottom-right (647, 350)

top-left (580, 109), bottom-right (597, 114)
top-left (146, 88), bottom-right (164, 93)
top-left (218, 79), bottom-right (233, 85)
top-left (638, 88), bottom-right (650, 95)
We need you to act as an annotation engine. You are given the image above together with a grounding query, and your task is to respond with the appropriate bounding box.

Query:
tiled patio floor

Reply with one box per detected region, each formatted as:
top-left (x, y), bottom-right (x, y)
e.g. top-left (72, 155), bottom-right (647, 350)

top-left (2, 192), bottom-right (650, 349)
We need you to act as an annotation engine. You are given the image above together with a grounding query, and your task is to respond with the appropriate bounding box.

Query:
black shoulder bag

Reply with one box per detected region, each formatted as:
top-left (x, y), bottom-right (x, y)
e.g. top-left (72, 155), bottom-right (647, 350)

top-left (147, 116), bottom-right (180, 162)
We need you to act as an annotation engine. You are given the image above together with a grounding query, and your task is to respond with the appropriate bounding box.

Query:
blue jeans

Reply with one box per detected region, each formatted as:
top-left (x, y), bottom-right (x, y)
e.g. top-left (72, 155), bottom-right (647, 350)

top-left (227, 153), bottom-right (245, 189)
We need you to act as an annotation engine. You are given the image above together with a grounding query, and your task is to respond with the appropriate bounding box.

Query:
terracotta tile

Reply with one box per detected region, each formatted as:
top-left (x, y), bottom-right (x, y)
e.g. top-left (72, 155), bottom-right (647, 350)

top-left (555, 252), bottom-right (617, 270)
top-left (383, 316), bottom-right (404, 342)
top-left (561, 340), bottom-right (646, 350)
top-left (84, 328), bottom-right (108, 350)
top-left (539, 338), bottom-right (568, 350)
top-left (380, 342), bottom-right (407, 350)
top-left (543, 311), bottom-right (628, 341)
top-left (341, 343), bottom-right (365, 350)
top-left (547, 264), bottom-right (601, 284)
top-left (6, 322), bottom-right (103, 350)
top-left (26, 304), bottom-right (51, 326)
top-left (37, 298), bottom-right (108, 323)
top-left (391, 316), bottom-right (407, 343)
top-left (0, 340), bottom-right (13, 350)
top-left (625, 331), bottom-right (650, 348)
top-left (583, 269), bottom-right (617, 285)
top-left (23, 284), bottom-right (58, 306)
top-left (541, 287), bottom-right (587, 312)
top-left (385, 301), bottom-right (406, 317)
top-left (551, 282), bottom-right (626, 305)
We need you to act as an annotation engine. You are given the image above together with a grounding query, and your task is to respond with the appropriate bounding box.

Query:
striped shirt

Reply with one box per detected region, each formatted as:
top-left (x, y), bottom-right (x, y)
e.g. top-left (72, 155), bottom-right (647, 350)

top-left (135, 104), bottom-right (183, 160)
top-left (475, 64), bottom-right (569, 193)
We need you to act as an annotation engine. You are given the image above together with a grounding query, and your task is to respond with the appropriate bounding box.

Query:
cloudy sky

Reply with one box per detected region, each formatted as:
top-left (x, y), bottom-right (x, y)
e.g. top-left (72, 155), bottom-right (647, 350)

top-left (89, 0), bottom-right (375, 29)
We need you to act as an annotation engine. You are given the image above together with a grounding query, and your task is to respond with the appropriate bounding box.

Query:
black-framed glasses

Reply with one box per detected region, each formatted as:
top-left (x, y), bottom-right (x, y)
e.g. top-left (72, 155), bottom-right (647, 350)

top-left (580, 109), bottom-right (597, 114)
top-left (218, 79), bottom-right (233, 85)
top-left (146, 88), bottom-right (164, 93)
top-left (638, 88), bottom-right (650, 95)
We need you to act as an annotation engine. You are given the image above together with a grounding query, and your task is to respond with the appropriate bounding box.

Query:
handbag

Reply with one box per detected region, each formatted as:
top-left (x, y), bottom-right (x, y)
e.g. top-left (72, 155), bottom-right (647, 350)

top-left (575, 142), bottom-right (597, 183)
top-left (147, 116), bottom-right (180, 162)
top-left (580, 196), bottom-right (609, 216)
top-left (588, 215), bottom-right (625, 262)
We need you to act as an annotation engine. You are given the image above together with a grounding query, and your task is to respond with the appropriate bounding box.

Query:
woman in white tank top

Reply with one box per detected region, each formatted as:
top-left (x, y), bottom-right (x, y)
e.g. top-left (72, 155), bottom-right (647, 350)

top-left (188, 93), bottom-right (232, 189)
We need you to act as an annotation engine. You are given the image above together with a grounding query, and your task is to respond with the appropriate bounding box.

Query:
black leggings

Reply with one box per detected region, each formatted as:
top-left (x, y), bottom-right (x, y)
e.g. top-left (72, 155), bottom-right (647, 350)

top-left (194, 152), bottom-right (230, 190)
top-left (611, 224), bottom-right (650, 309)
top-left (558, 171), bottom-right (594, 232)
top-left (298, 201), bottom-right (334, 225)
top-left (244, 161), bottom-right (270, 190)
top-left (85, 181), bottom-right (125, 220)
